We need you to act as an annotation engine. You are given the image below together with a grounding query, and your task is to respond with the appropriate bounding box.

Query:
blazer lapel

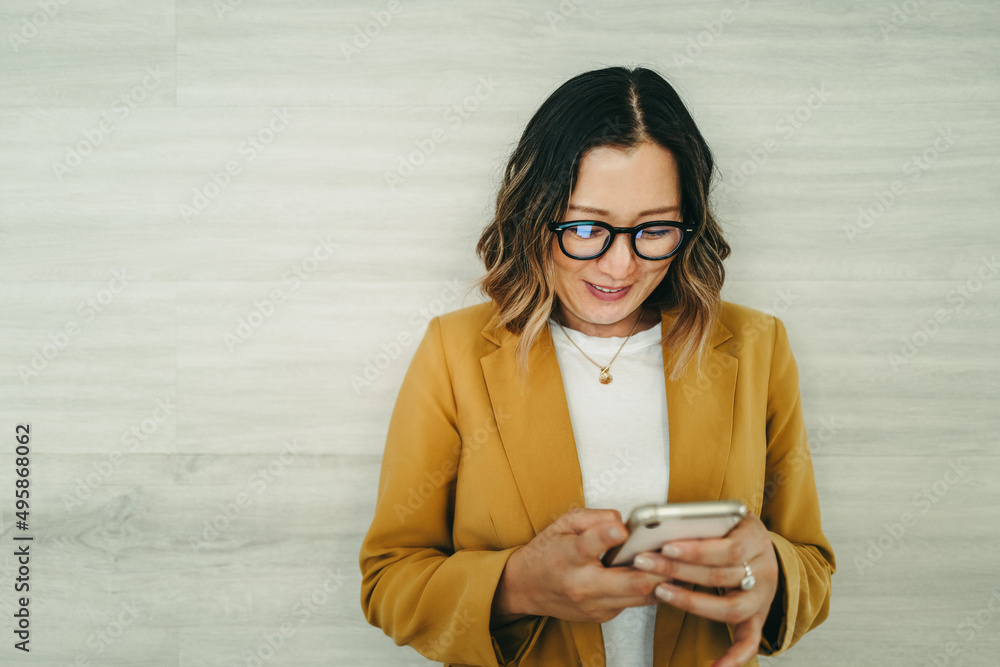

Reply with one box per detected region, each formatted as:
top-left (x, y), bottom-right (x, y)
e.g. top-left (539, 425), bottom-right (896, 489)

top-left (480, 314), bottom-right (586, 535)
top-left (663, 307), bottom-right (737, 504)
top-left (655, 306), bottom-right (737, 665)
top-left (480, 312), bottom-right (606, 663)
top-left (479, 305), bottom-right (737, 665)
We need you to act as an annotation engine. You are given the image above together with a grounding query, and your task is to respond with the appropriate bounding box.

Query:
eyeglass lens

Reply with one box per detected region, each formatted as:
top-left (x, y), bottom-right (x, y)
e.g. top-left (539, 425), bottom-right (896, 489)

top-left (561, 223), bottom-right (683, 259)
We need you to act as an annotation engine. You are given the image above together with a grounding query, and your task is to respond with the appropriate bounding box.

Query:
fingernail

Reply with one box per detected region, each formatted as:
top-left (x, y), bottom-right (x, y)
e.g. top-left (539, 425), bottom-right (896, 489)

top-left (655, 585), bottom-right (674, 602)
top-left (661, 545), bottom-right (681, 558)
top-left (633, 554), bottom-right (653, 570)
top-left (610, 526), bottom-right (626, 541)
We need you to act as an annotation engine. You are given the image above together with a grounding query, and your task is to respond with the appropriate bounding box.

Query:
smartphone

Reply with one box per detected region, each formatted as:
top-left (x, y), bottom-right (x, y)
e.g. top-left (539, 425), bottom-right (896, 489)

top-left (601, 500), bottom-right (748, 567)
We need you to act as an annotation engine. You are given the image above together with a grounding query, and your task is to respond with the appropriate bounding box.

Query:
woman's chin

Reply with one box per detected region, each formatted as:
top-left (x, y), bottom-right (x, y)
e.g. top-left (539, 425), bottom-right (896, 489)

top-left (566, 302), bottom-right (643, 330)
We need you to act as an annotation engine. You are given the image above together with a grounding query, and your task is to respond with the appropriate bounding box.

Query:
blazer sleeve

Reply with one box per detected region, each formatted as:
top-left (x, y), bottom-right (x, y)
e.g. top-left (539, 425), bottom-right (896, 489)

top-left (757, 316), bottom-right (837, 655)
top-left (358, 316), bottom-right (543, 666)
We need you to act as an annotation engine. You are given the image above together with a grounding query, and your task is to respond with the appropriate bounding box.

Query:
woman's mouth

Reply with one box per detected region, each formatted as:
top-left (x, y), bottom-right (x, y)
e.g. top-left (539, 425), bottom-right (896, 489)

top-left (585, 281), bottom-right (631, 301)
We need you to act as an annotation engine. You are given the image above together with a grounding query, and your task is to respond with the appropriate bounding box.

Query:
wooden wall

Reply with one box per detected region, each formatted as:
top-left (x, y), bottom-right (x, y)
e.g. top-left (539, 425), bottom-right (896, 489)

top-left (0, 0), bottom-right (997, 665)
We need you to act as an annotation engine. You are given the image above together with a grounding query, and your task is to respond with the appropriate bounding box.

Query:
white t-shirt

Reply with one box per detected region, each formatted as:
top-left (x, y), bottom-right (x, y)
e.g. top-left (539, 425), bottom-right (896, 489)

top-left (549, 316), bottom-right (670, 667)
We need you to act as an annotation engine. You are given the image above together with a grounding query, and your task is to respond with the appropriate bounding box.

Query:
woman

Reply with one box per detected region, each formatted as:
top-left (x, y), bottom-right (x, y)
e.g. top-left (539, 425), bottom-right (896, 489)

top-left (359, 66), bottom-right (835, 667)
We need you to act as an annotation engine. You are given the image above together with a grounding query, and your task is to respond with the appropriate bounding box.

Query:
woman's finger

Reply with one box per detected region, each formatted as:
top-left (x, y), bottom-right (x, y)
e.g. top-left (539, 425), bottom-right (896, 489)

top-left (573, 521), bottom-right (628, 564)
top-left (654, 582), bottom-right (759, 625)
top-left (557, 507), bottom-right (624, 536)
top-left (522, 508), bottom-right (624, 564)
top-left (591, 568), bottom-right (671, 608)
top-left (633, 551), bottom-right (752, 590)
top-left (659, 514), bottom-right (767, 567)
top-left (711, 617), bottom-right (764, 667)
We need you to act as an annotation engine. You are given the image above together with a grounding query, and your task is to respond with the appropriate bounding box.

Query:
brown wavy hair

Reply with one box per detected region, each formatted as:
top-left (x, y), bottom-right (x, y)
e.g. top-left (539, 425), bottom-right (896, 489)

top-left (475, 66), bottom-right (730, 382)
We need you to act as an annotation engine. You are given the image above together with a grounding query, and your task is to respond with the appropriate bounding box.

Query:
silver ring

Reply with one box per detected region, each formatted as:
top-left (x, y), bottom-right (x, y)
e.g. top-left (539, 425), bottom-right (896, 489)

top-left (740, 562), bottom-right (756, 591)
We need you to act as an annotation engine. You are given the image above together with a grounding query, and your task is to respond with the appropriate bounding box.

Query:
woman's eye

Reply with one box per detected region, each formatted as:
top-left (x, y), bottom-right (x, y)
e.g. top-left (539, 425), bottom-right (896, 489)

top-left (638, 226), bottom-right (679, 239)
top-left (570, 225), bottom-right (602, 239)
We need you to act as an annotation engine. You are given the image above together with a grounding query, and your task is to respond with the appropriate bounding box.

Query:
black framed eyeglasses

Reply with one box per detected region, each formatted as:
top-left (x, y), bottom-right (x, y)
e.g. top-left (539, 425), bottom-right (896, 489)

top-left (547, 220), bottom-right (695, 261)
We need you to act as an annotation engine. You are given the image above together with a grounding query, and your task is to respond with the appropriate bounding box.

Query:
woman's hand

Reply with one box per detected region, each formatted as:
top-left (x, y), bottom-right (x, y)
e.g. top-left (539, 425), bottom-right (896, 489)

top-left (631, 513), bottom-right (780, 667)
top-left (491, 507), bottom-right (668, 626)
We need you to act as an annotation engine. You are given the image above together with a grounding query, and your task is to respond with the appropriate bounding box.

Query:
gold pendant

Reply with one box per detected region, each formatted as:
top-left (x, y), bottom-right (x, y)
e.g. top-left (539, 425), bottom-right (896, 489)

top-left (599, 368), bottom-right (612, 384)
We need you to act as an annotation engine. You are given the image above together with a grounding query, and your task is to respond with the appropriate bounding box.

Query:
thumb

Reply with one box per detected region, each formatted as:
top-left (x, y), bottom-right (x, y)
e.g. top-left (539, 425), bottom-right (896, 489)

top-left (554, 509), bottom-right (627, 563)
top-left (552, 507), bottom-right (624, 536)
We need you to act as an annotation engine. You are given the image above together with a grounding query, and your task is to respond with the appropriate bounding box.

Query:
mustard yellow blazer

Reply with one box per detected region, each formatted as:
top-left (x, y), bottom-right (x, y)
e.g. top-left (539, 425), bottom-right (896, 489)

top-left (360, 300), bottom-right (835, 666)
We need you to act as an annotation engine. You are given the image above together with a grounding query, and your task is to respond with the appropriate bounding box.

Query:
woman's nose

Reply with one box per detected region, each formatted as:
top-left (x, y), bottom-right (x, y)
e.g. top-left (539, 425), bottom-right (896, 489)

top-left (595, 232), bottom-right (636, 276)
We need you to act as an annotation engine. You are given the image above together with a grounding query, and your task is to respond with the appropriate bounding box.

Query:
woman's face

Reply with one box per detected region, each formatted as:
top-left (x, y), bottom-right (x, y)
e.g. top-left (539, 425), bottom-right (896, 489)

top-left (551, 141), bottom-right (682, 337)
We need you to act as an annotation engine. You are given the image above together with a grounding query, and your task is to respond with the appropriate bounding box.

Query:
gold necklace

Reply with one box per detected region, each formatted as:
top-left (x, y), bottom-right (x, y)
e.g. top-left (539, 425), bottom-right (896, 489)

top-left (554, 309), bottom-right (644, 385)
